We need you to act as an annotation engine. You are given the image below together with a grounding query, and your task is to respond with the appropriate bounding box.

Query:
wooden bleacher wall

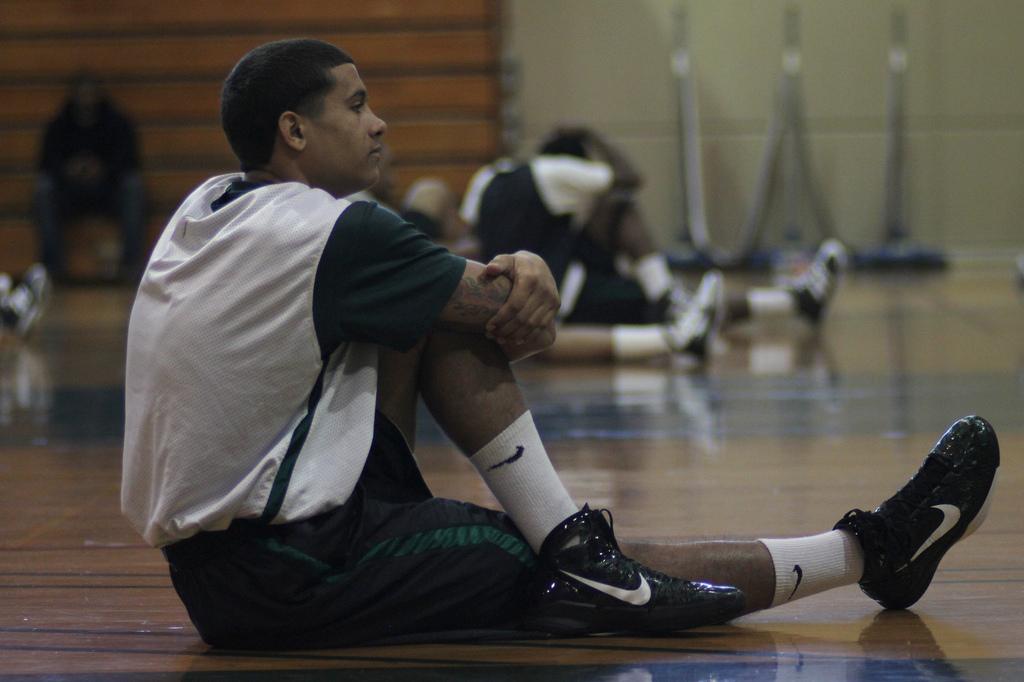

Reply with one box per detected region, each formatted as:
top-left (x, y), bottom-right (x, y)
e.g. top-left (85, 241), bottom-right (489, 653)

top-left (0, 0), bottom-right (501, 275)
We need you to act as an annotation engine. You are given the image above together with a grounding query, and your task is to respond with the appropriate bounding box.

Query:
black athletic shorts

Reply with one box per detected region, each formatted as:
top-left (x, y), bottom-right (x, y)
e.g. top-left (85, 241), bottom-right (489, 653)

top-left (566, 267), bottom-right (653, 325)
top-left (162, 414), bottom-right (538, 649)
top-left (563, 234), bottom-right (656, 326)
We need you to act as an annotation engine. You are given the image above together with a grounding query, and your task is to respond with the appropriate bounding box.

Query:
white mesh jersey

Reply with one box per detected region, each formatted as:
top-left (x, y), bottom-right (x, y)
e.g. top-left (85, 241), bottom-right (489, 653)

top-left (122, 173), bottom-right (464, 547)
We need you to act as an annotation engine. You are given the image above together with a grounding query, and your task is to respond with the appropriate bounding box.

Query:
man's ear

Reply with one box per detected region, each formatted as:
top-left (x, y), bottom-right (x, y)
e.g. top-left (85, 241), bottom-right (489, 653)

top-left (277, 111), bottom-right (306, 152)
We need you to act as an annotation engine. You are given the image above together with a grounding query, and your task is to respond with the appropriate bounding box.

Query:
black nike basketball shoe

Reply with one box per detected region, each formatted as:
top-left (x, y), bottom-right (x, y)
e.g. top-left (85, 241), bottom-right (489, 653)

top-left (834, 415), bottom-right (999, 610)
top-left (523, 505), bottom-right (745, 635)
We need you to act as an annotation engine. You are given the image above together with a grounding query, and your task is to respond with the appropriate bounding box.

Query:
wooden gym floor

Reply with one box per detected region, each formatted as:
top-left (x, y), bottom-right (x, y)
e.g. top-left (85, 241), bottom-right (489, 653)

top-left (1, 264), bottom-right (1022, 680)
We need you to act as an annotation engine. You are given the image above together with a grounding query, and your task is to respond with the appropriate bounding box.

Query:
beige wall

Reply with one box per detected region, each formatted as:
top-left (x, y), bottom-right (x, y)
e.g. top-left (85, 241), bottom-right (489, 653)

top-left (504, 0), bottom-right (1024, 259)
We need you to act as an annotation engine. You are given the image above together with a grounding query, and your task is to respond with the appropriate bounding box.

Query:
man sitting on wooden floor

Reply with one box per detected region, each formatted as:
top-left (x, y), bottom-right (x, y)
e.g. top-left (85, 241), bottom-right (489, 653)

top-left (121, 39), bottom-right (999, 648)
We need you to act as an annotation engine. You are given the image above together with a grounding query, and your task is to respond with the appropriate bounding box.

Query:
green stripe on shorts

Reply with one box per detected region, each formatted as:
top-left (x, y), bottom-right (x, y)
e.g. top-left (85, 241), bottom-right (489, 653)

top-left (255, 524), bottom-right (536, 585)
top-left (356, 524), bottom-right (536, 569)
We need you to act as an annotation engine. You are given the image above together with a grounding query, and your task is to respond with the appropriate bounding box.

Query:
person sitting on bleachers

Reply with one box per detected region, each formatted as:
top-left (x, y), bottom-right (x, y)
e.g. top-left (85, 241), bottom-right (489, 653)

top-left (33, 73), bottom-right (146, 281)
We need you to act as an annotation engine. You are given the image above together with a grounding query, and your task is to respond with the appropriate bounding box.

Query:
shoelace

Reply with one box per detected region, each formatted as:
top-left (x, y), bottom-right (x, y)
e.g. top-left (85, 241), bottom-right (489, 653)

top-left (591, 508), bottom-right (621, 555)
top-left (598, 508), bottom-right (615, 534)
top-left (844, 453), bottom-right (954, 569)
top-left (585, 508), bottom-right (636, 580)
top-left (843, 510), bottom-right (912, 570)
top-left (886, 454), bottom-right (953, 517)
top-left (591, 508), bottom-right (690, 596)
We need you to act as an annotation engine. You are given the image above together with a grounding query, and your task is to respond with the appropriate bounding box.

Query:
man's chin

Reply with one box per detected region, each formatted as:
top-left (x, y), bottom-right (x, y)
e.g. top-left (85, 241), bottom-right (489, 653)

top-left (326, 175), bottom-right (377, 199)
top-left (358, 169), bottom-right (382, 195)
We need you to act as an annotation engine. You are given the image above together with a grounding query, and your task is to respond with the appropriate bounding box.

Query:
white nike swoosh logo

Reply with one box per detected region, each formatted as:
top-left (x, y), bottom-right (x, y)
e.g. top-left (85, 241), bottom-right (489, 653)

top-left (561, 570), bottom-right (652, 606)
top-left (910, 504), bottom-right (962, 563)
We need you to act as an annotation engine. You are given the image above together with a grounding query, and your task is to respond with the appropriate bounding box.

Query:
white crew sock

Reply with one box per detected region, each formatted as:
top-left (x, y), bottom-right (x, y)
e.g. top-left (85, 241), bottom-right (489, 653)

top-left (469, 411), bottom-right (578, 552)
top-left (634, 253), bottom-right (674, 302)
top-left (759, 531), bottom-right (865, 607)
top-left (747, 287), bottom-right (797, 319)
top-left (611, 325), bottom-right (671, 360)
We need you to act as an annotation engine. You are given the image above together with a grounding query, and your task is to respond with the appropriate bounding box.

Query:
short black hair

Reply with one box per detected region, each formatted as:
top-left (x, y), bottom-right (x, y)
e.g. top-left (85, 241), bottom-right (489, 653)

top-left (538, 131), bottom-right (588, 159)
top-left (221, 39), bottom-right (353, 170)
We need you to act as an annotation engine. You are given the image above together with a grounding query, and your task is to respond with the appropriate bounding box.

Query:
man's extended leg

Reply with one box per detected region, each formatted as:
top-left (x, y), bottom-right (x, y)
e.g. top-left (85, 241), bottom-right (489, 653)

top-left (383, 334), bottom-right (997, 627)
top-left (625, 415), bottom-right (998, 615)
top-left (621, 534), bottom-right (862, 615)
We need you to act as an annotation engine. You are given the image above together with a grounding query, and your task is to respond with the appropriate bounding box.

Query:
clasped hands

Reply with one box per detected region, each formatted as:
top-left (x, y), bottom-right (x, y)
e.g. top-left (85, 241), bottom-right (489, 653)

top-left (482, 251), bottom-right (559, 361)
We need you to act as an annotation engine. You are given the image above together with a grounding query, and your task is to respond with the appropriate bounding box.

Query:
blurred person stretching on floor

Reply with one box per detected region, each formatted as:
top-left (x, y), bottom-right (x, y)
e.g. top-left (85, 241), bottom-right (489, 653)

top-left (461, 127), bottom-right (847, 364)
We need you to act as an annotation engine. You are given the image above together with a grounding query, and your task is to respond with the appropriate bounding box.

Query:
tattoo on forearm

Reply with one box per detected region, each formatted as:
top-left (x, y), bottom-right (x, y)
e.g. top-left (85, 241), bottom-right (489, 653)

top-left (440, 274), bottom-right (510, 331)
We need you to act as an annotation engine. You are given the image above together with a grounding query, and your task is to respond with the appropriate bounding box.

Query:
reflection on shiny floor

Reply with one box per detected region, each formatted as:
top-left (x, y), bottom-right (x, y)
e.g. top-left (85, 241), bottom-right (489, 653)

top-left (2, 267), bottom-right (1023, 681)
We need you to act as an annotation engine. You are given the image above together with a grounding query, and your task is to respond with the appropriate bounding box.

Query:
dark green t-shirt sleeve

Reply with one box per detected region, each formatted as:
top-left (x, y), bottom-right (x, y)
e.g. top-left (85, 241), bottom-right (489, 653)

top-left (313, 201), bottom-right (466, 354)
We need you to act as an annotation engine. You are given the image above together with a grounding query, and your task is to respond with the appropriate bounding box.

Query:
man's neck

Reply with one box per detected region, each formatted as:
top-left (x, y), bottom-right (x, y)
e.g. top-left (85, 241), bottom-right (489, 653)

top-left (242, 169), bottom-right (284, 185)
